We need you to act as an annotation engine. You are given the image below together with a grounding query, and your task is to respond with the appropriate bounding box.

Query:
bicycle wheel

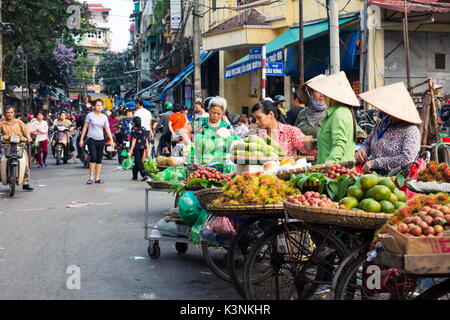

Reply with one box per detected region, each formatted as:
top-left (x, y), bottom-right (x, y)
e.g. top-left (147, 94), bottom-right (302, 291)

top-left (227, 219), bottom-right (275, 298)
top-left (415, 278), bottom-right (450, 300)
top-left (333, 252), bottom-right (424, 300)
top-left (244, 222), bottom-right (347, 300)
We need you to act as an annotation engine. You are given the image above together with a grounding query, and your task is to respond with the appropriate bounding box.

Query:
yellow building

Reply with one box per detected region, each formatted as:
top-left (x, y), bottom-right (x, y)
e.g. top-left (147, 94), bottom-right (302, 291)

top-left (202, 0), bottom-right (364, 114)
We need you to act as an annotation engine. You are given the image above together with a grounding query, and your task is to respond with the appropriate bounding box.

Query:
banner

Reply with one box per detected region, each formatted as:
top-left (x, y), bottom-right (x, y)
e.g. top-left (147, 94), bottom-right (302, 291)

top-left (225, 48), bottom-right (284, 79)
top-left (170, 0), bottom-right (182, 30)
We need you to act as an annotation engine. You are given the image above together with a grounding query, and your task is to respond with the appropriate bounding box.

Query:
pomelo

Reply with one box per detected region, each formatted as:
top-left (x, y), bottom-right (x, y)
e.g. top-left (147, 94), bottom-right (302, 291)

top-left (347, 186), bottom-right (364, 201)
top-left (360, 174), bottom-right (379, 191)
top-left (366, 185), bottom-right (391, 201)
top-left (380, 200), bottom-right (396, 213)
top-left (339, 197), bottom-right (359, 210)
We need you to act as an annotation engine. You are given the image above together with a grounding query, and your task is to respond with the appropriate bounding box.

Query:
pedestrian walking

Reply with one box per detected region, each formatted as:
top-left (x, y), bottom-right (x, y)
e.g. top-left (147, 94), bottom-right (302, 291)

top-left (34, 111), bottom-right (49, 168)
top-left (128, 116), bottom-right (150, 181)
top-left (134, 99), bottom-right (154, 158)
top-left (79, 99), bottom-right (115, 185)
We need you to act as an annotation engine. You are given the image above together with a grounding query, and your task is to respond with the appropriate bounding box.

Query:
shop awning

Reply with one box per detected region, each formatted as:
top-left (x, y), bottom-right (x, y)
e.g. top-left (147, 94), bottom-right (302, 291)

top-left (225, 15), bottom-right (359, 79)
top-left (137, 77), bottom-right (168, 96)
top-left (369, 0), bottom-right (450, 13)
top-left (161, 51), bottom-right (216, 93)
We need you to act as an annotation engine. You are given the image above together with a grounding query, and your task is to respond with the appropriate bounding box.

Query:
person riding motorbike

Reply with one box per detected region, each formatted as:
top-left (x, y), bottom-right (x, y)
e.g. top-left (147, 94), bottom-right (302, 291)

top-left (0, 105), bottom-right (34, 191)
top-left (52, 111), bottom-right (77, 164)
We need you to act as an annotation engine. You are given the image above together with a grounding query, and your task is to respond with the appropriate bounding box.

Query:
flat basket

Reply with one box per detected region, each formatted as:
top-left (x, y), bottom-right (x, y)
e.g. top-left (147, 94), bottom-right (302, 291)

top-left (276, 161), bottom-right (355, 180)
top-left (146, 180), bottom-right (170, 189)
top-left (195, 188), bottom-right (224, 210)
top-left (284, 201), bottom-right (392, 230)
top-left (206, 203), bottom-right (285, 218)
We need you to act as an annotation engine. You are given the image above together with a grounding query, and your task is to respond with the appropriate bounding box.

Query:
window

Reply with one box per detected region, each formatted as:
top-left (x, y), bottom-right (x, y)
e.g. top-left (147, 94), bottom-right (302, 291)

top-left (212, 0), bottom-right (216, 11)
top-left (435, 53), bottom-right (446, 70)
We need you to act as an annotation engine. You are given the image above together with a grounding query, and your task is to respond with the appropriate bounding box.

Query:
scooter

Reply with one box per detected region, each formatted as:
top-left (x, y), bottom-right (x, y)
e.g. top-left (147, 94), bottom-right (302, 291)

top-left (104, 137), bottom-right (117, 160)
top-left (0, 135), bottom-right (28, 197)
top-left (51, 124), bottom-right (70, 165)
top-left (81, 138), bottom-right (90, 168)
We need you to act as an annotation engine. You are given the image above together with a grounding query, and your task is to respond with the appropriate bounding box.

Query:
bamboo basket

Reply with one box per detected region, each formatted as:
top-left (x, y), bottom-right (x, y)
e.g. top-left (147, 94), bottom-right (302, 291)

top-left (146, 180), bottom-right (170, 189)
top-left (276, 161), bottom-right (355, 180)
top-left (206, 203), bottom-right (285, 218)
top-left (284, 201), bottom-right (392, 230)
top-left (195, 188), bottom-right (224, 210)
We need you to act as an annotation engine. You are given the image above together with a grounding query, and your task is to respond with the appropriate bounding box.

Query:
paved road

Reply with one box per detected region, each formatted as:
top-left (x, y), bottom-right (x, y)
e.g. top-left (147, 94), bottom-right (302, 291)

top-left (0, 156), bottom-right (239, 300)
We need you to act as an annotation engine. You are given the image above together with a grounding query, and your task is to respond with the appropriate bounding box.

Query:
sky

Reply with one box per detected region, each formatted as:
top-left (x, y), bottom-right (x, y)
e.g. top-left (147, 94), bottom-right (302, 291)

top-left (85, 0), bottom-right (134, 52)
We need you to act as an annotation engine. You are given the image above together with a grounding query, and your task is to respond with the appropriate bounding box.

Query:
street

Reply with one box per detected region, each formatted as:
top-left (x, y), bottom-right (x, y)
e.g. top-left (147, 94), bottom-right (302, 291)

top-left (0, 157), bottom-right (239, 300)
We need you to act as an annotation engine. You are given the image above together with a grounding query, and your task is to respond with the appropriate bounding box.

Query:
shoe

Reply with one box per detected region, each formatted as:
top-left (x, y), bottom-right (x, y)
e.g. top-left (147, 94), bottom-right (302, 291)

top-left (95, 179), bottom-right (104, 184)
top-left (37, 165), bottom-right (43, 168)
top-left (22, 185), bottom-right (34, 191)
top-left (87, 179), bottom-right (94, 185)
top-left (132, 177), bottom-right (138, 181)
top-left (141, 176), bottom-right (151, 182)
top-left (44, 162), bottom-right (48, 167)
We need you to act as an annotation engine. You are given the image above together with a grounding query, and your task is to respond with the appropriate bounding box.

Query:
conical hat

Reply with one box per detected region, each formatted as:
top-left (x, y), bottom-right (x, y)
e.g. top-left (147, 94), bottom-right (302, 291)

top-left (305, 71), bottom-right (360, 106)
top-left (359, 82), bottom-right (422, 124)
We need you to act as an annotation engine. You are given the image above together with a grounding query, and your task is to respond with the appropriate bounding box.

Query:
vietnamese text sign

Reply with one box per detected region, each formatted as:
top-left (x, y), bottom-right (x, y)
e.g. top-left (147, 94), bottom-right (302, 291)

top-left (266, 62), bottom-right (284, 77)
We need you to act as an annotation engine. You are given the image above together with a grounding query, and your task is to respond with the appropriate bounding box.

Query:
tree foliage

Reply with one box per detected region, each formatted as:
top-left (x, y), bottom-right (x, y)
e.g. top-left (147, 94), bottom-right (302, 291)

top-left (2, 0), bottom-right (95, 89)
top-left (95, 50), bottom-right (135, 96)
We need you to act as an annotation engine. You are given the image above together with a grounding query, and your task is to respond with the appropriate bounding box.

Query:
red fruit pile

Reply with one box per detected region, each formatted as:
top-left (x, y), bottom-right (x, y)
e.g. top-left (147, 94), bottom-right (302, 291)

top-left (417, 161), bottom-right (450, 183)
top-left (287, 191), bottom-right (339, 208)
top-left (325, 164), bottom-right (361, 179)
top-left (187, 167), bottom-right (232, 182)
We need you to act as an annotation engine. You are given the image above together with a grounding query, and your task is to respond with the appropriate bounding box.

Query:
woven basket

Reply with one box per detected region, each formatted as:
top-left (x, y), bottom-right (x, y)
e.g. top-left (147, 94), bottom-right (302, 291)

top-left (185, 184), bottom-right (204, 191)
top-left (206, 203), bottom-right (285, 218)
top-left (146, 180), bottom-right (170, 189)
top-left (284, 201), bottom-right (392, 230)
top-left (231, 156), bottom-right (315, 166)
top-left (195, 188), bottom-right (224, 210)
top-left (276, 161), bottom-right (355, 180)
top-left (156, 164), bottom-right (171, 171)
top-left (406, 180), bottom-right (450, 193)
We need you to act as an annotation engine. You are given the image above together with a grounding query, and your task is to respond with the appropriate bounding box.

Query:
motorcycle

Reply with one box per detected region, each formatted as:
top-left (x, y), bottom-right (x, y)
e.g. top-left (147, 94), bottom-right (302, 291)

top-left (0, 135), bottom-right (28, 197)
top-left (171, 134), bottom-right (185, 157)
top-left (80, 138), bottom-right (90, 168)
top-left (117, 134), bottom-right (131, 165)
top-left (51, 124), bottom-right (70, 165)
top-left (104, 137), bottom-right (117, 160)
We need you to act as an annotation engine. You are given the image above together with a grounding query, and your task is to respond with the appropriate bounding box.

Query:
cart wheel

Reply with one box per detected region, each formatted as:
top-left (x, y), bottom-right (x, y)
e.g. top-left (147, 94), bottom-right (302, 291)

top-left (148, 241), bottom-right (161, 259)
top-left (175, 242), bottom-right (188, 254)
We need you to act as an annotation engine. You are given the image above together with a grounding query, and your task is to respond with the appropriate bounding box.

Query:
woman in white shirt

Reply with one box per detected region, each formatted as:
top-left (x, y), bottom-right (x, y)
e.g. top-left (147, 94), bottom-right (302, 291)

top-left (33, 112), bottom-right (49, 168)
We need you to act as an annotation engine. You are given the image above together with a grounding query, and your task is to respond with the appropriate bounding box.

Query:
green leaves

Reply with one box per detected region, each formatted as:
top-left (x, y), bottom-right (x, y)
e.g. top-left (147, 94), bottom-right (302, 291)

top-left (396, 173), bottom-right (406, 188)
top-left (186, 178), bottom-right (227, 189)
top-left (291, 173), bottom-right (356, 201)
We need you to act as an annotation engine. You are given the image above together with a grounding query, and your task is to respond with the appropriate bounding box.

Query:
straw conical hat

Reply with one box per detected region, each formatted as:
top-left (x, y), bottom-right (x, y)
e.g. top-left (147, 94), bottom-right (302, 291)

top-left (305, 71), bottom-right (360, 107)
top-left (359, 82), bottom-right (422, 124)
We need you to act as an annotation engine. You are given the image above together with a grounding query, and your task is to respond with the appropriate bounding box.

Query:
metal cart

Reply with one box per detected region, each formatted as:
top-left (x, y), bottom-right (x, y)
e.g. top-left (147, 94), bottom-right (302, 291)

top-left (144, 187), bottom-right (190, 259)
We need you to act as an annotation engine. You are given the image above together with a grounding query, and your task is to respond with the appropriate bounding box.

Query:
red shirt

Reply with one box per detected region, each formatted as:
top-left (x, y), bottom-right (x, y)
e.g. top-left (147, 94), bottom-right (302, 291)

top-left (257, 122), bottom-right (317, 157)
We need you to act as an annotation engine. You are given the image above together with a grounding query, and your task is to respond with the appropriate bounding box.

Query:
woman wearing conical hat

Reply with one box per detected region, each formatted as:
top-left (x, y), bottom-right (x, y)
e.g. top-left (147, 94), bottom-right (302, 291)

top-left (355, 82), bottom-right (421, 174)
top-left (304, 71), bottom-right (360, 164)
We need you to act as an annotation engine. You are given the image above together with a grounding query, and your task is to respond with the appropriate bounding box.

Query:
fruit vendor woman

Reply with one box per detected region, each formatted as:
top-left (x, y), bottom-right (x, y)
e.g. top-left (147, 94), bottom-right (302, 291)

top-left (355, 82), bottom-right (421, 174)
top-left (183, 96), bottom-right (234, 143)
top-left (304, 72), bottom-right (360, 164)
top-left (251, 100), bottom-right (316, 157)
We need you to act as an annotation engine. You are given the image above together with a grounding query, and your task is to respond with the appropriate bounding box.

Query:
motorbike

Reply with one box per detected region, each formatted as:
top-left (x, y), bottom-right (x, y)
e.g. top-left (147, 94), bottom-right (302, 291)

top-left (0, 135), bottom-right (28, 197)
top-left (51, 124), bottom-right (71, 165)
top-left (104, 137), bottom-right (117, 160)
top-left (171, 134), bottom-right (185, 157)
top-left (81, 138), bottom-right (90, 168)
top-left (117, 134), bottom-right (131, 165)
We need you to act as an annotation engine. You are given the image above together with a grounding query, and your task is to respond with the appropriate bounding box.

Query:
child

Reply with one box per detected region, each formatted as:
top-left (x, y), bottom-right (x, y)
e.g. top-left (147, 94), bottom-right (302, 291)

top-left (128, 117), bottom-right (150, 181)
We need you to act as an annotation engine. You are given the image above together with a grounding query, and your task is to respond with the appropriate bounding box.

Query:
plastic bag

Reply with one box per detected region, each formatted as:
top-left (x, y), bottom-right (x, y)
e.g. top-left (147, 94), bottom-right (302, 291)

top-left (178, 191), bottom-right (207, 227)
top-left (155, 218), bottom-right (179, 237)
top-left (209, 216), bottom-right (237, 237)
top-left (189, 211), bottom-right (208, 243)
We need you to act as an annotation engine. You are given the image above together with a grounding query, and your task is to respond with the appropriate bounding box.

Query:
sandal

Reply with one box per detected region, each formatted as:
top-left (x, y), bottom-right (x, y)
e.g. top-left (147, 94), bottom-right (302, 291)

top-left (95, 179), bottom-right (104, 184)
top-left (87, 179), bottom-right (94, 185)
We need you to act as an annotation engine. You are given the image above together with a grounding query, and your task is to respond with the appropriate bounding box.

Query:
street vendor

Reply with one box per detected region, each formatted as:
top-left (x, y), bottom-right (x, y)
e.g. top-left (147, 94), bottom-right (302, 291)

top-left (355, 82), bottom-right (421, 174)
top-left (304, 71), bottom-right (360, 164)
top-left (251, 100), bottom-right (316, 157)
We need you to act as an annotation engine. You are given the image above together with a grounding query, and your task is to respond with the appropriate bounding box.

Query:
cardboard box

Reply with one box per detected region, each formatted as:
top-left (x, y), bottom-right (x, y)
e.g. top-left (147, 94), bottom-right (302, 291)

top-left (383, 225), bottom-right (450, 255)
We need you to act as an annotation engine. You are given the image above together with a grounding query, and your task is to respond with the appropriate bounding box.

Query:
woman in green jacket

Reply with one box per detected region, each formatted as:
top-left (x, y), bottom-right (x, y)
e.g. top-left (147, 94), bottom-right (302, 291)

top-left (304, 72), bottom-right (360, 164)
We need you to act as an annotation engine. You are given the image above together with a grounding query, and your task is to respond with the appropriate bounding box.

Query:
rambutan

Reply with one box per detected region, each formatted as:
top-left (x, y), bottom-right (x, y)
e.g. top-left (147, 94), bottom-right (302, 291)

top-left (422, 198), bottom-right (437, 207)
top-left (434, 172), bottom-right (444, 181)
top-left (444, 168), bottom-right (450, 178)
top-left (438, 162), bottom-right (448, 171)
top-left (406, 198), bottom-right (421, 210)
top-left (427, 161), bottom-right (438, 169)
top-left (398, 207), bottom-right (413, 218)
top-left (432, 193), bottom-right (449, 205)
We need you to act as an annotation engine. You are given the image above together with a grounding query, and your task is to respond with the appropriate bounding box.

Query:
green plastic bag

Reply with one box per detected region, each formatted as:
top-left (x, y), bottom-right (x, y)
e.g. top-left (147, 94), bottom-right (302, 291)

top-left (121, 157), bottom-right (134, 170)
top-left (178, 191), bottom-right (208, 227)
top-left (189, 212), bottom-right (208, 244)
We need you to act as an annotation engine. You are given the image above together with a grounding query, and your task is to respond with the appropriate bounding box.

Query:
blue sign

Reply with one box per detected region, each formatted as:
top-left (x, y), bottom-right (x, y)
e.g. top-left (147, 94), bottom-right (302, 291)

top-left (266, 62), bottom-right (284, 77)
top-left (225, 59), bottom-right (262, 79)
top-left (249, 47), bottom-right (262, 61)
top-left (267, 48), bottom-right (283, 63)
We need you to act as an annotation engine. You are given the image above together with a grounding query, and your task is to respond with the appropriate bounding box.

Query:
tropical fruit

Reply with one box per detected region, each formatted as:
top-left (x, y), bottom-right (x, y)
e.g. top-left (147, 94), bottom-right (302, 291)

top-left (380, 200), bottom-right (396, 213)
top-left (362, 198), bottom-right (381, 213)
top-left (233, 135), bottom-right (285, 157)
top-left (339, 197), bottom-right (359, 210)
top-left (346, 186), bottom-right (364, 201)
top-left (379, 177), bottom-right (396, 191)
top-left (358, 198), bottom-right (371, 210)
top-left (360, 174), bottom-right (379, 191)
top-left (394, 201), bottom-right (406, 209)
top-left (393, 188), bottom-right (407, 202)
top-left (389, 193), bottom-right (399, 204)
top-left (365, 185), bottom-right (392, 201)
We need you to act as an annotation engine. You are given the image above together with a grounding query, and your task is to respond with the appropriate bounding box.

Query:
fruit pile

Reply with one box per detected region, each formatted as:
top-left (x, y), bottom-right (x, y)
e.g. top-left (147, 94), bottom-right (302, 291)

top-left (417, 161), bottom-right (450, 183)
top-left (324, 164), bottom-right (361, 179)
top-left (213, 172), bottom-right (299, 205)
top-left (339, 174), bottom-right (406, 213)
top-left (388, 193), bottom-right (450, 237)
top-left (186, 167), bottom-right (232, 182)
top-left (156, 156), bottom-right (178, 166)
top-left (231, 135), bottom-right (285, 158)
top-left (143, 158), bottom-right (158, 172)
top-left (287, 192), bottom-right (339, 208)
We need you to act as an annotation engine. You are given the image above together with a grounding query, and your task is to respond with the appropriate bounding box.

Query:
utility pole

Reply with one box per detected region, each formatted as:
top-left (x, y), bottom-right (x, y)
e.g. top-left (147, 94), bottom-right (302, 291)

top-left (328, 0), bottom-right (340, 74)
top-left (193, 0), bottom-right (201, 100)
top-left (0, 0), bottom-right (3, 115)
top-left (403, 0), bottom-right (412, 88)
top-left (298, 0), bottom-right (304, 85)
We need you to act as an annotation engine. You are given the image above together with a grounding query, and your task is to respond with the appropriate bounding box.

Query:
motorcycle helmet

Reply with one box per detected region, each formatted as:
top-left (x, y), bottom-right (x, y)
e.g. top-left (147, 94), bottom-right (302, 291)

top-left (274, 95), bottom-right (286, 104)
top-left (164, 102), bottom-right (173, 111)
top-left (203, 97), bottom-right (214, 112)
top-left (27, 114), bottom-right (34, 120)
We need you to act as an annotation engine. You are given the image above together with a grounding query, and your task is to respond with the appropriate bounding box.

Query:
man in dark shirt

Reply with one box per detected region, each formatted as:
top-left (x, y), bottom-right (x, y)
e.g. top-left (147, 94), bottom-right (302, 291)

top-left (156, 102), bottom-right (174, 155)
top-left (285, 91), bottom-right (306, 126)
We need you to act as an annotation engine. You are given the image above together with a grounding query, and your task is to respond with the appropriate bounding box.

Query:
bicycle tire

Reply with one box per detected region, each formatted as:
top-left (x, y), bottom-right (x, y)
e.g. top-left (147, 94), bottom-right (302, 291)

top-left (244, 222), bottom-right (347, 300)
top-left (415, 278), bottom-right (450, 300)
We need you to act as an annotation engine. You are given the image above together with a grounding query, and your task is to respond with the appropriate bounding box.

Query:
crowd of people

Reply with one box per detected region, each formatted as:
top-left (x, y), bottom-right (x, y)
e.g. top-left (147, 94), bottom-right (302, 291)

top-left (0, 71), bottom-right (425, 192)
